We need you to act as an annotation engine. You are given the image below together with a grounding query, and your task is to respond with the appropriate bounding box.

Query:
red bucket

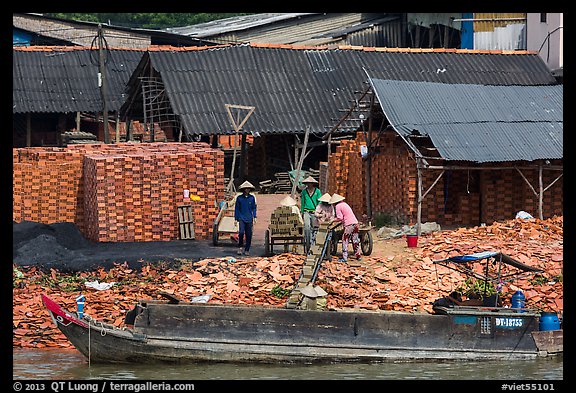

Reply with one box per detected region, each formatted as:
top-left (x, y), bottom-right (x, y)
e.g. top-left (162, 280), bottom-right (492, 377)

top-left (406, 234), bottom-right (418, 248)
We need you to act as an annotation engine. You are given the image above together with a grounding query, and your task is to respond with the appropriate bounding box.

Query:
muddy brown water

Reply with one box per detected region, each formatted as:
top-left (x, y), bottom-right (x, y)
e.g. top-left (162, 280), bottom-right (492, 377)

top-left (13, 348), bottom-right (563, 381)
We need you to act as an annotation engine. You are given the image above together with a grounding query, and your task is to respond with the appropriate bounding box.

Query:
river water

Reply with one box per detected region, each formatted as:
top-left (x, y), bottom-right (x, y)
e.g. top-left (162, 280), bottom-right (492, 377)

top-left (13, 348), bottom-right (563, 381)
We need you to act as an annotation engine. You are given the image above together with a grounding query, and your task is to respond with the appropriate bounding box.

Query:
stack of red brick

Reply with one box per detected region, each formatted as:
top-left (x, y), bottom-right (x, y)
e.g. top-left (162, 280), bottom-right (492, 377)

top-left (13, 143), bottom-right (224, 242)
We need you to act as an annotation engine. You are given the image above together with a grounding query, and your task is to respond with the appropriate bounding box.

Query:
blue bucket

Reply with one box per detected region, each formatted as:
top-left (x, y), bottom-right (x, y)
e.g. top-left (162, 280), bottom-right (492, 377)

top-left (539, 312), bottom-right (560, 331)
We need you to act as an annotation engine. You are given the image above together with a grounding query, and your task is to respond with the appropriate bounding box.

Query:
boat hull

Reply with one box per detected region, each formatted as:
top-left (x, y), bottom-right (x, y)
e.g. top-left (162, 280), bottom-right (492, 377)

top-left (42, 295), bottom-right (560, 364)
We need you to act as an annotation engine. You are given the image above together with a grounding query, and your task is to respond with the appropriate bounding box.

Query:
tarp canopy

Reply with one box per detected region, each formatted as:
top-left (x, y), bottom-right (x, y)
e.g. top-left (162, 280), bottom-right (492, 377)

top-left (433, 251), bottom-right (544, 284)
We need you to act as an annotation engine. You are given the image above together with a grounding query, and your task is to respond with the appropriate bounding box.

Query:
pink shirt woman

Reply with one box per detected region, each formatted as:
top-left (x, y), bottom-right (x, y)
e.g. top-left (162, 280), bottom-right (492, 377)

top-left (329, 193), bottom-right (361, 262)
top-left (333, 201), bottom-right (358, 227)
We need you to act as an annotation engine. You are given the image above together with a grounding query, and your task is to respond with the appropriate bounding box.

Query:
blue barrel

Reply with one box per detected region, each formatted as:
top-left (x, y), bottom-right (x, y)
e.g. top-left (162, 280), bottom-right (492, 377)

top-left (539, 312), bottom-right (560, 331)
top-left (511, 290), bottom-right (525, 312)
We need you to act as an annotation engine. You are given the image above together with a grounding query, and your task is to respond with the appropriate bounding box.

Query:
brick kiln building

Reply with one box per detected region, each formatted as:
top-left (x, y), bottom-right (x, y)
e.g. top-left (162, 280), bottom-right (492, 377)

top-left (13, 43), bottom-right (563, 241)
top-left (326, 79), bottom-right (563, 230)
top-left (120, 43), bottom-right (562, 230)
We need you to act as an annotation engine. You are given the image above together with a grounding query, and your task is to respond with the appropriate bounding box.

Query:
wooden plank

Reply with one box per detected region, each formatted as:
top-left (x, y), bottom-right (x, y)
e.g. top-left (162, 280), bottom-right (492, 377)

top-left (178, 205), bottom-right (195, 240)
top-left (532, 330), bottom-right (563, 354)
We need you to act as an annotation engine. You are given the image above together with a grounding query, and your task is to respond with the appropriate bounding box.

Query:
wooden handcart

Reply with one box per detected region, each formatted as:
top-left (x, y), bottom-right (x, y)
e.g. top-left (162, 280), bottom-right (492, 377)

top-left (330, 221), bottom-right (374, 256)
top-left (264, 229), bottom-right (305, 257)
top-left (212, 195), bottom-right (239, 246)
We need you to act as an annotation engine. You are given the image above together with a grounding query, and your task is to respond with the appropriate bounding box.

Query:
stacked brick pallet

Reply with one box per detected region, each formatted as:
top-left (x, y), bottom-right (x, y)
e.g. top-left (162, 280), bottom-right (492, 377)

top-left (368, 138), bottom-right (414, 222)
top-left (13, 143), bottom-right (224, 242)
top-left (268, 206), bottom-right (303, 237)
top-left (13, 147), bottom-right (85, 230)
top-left (327, 140), bottom-right (356, 197)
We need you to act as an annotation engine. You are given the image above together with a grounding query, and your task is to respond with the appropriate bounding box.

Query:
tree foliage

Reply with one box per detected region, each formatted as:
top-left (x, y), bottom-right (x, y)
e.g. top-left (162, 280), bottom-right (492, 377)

top-left (44, 13), bottom-right (252, 30)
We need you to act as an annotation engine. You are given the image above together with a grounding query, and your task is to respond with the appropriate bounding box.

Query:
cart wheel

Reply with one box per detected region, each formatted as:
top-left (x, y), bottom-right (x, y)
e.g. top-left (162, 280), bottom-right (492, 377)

top-left (264, 229), bottom-right (271, 256)
top-left (212, 223), bottom-right (219, 246)
top-left (361, 231), bottom-right (373, 256)
top-left (331, 234), bottom-right (339, 256)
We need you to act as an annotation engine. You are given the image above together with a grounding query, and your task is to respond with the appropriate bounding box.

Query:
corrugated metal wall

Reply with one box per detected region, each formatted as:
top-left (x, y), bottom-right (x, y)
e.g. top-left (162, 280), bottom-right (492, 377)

top-left (473, 13), bottom-right (527, 50)
top-left (213, 14), bottom-right (372, 45)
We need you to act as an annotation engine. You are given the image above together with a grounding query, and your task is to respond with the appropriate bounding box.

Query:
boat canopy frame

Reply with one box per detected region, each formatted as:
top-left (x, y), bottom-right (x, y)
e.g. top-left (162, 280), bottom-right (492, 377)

top-left (433, 250), bottom-right (544, 289)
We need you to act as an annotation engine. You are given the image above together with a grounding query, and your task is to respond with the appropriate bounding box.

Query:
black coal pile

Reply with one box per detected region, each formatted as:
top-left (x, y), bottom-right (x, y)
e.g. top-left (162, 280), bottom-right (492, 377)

top-left (13, 221), bottom-right (94, 271)
top-left (12, 220), bottom-right (234, 272)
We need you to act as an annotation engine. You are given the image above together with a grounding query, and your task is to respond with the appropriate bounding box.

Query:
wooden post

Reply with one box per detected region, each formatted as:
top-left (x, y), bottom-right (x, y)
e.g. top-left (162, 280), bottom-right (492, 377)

top-left (224, 104), bottom-right (255, 197)
top-left (365, 93), bottom-right (375, 218)
top-left (126, 119), bottom-right (132, 142)
top-left (240, 133), bottom-right (247, 182)
top-left (98, 24), bottom-right (109, 144)
top-left (538, 163), bottom-right (543, 219)
top-left (115, 113), bottom-right (120, 143)
top-left (416, 158), bottom-right (423, 237)
top-left (76, 112), bottom-right (81, 132)
top-left (326, 134), bottom-right (331, 192)
top-left (291, 126), bottom-right (310, 199)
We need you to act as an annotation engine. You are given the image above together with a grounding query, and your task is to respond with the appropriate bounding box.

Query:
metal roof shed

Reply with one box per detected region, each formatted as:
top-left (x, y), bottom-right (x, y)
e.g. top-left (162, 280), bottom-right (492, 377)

top-left (367, 76), bottom-right (563, 228)
top-left (13, 46), bottom-right (144, 146)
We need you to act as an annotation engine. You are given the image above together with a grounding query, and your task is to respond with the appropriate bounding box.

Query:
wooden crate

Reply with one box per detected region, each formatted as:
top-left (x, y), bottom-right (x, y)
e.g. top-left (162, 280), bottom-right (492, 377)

top-left (177, 204), bottom-right (195, 240)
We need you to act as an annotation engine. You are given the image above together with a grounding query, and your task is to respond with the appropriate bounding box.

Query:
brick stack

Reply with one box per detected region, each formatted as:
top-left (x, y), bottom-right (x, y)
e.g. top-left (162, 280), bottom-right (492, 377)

top-left (345, 150), bottom-right (366, 216)
top-left (318, 162), bottom-right (328, 193)
top-left (367, 133), bottom-right (414, 223)
top-left (268, 206), bottom-right (303, 237)
top-left (13, 147), bottom-right (85, 229)
top-left (13, 142), bottom-right (224, 242)
top-left (327, 140), bottom-right (356, 197)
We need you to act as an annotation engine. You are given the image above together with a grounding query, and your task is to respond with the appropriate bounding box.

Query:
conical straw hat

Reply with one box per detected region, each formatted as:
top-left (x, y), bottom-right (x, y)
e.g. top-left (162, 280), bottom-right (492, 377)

top-left (238, 181), bottom-right (255, 190)
top-left (302, 176), bottom-right (318, 184)
top-left (329, 193), bottom-right (345, 204)
top-left (318, 193), bottom-right (332, 203)
top-left (280, 196), bottom-right (297, 207)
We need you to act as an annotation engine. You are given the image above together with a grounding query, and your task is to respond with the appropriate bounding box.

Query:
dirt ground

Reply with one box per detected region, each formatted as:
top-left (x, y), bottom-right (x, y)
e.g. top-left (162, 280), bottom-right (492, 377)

top-left (13, 220), bottom-right (418, 272)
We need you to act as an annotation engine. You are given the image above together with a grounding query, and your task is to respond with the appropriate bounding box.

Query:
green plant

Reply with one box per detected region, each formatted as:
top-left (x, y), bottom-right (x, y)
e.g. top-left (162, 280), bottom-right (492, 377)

top-left (456, 277), bottom-right (496, 299)
top-left (373, 212), bottom-right (395, 227)
top-left (271, 285), bottom-right (291, 298)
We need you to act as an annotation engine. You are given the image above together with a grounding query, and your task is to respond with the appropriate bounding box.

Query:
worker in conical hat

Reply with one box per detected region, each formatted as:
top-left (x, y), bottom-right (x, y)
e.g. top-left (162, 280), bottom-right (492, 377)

top-left (238, 180), bottom-right (255, 190)
top-left (301, 176), bottom-right (318, 185)
top-left (234, 180), bottom-right (257, 256)
top-left (329, 193), bottom-right (362, 263)
top-left (279, 195), bottom-right (303, 224)
top-left (280, 195), bottom-right (297, 207)
top-left (314, 193), bottom-right (334, 225)
top-left (300, 176), bottom-right (321, 254)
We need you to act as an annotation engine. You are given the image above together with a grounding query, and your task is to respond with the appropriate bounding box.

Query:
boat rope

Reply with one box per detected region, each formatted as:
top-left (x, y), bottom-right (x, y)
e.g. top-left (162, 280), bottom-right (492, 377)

top-left (95, 320), bottom-right (108, 336)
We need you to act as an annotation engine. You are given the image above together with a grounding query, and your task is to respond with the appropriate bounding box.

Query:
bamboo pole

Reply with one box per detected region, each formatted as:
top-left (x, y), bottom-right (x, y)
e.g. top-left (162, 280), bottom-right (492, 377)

top-left (291, 126), bottom-right (310, 199)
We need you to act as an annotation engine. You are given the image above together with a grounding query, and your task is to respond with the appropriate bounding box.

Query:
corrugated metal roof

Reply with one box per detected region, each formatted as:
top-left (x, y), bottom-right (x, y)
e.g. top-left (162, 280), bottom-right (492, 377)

top-left (165, 14), bottom-right (317, 37)
top-left (369, 78), bottom-right (563, 162)
top-left (133, 44), bottom-right (558, 137)
top-left (13, 47), bottom-right (143, 114)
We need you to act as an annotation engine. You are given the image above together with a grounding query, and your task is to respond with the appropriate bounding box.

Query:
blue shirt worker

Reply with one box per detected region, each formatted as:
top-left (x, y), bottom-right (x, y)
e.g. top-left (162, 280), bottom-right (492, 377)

top-left (234, 181), bottom-right (257, 256)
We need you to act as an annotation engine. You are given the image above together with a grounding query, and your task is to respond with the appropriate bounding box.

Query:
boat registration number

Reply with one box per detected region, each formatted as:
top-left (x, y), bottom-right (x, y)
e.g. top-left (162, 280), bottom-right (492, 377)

top-left (495, 317), bottom-right (524, 328)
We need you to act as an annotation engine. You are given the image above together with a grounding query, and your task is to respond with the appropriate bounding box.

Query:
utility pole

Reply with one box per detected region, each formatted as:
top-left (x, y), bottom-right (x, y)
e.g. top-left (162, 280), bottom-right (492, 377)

top-left (98, 24), bottom-right (110, 144)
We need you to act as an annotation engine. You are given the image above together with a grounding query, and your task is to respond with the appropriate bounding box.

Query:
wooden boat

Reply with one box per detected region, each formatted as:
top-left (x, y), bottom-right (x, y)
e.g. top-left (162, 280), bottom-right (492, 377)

top-left (42, 291), bottom-right (562, 364)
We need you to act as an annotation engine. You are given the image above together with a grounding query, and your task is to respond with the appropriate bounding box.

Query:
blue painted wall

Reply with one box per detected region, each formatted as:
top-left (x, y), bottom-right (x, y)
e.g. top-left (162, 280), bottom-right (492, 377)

top-left (460, 12), bottom-right (474, 49)
top-left (13, 28), bottom-right (33, 46)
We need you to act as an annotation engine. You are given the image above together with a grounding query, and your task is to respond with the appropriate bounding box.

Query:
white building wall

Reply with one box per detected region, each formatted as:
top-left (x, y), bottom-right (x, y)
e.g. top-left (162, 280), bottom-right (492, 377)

top-left (527, 13), bottom-right (563, 71)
